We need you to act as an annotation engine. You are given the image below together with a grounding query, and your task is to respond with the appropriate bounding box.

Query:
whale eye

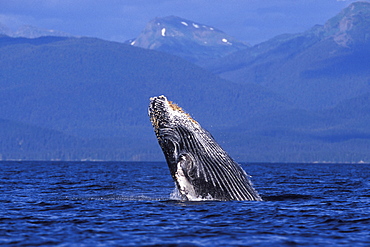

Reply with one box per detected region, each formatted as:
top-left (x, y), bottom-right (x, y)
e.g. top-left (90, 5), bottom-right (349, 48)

top-left (178, 154), bottom-right (197, 180)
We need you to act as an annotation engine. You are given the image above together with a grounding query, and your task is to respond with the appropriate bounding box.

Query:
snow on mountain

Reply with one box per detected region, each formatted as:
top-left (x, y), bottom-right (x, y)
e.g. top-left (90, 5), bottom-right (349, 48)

top-left (126, 16), bottom-right (249, 63)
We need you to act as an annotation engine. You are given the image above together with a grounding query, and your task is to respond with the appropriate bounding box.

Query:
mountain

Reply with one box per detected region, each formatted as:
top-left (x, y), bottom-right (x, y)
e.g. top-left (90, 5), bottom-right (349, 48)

top-left (127, 16), bottom-right (249, 64)
top-left (0, 23), bottom-right (12, 37)
top-left (220, 100), bottom-right (370, 163)
top-left (1, 3), bottom-right (370, 163)
top-left (0, 36), bottom-right (289, 161)
top-left (13, 25), bottom-right (73, 38)
top-left (204, 1), bottom-right (370, 110)
top-left (0, 23), bottom-right (73, 38)
top-left (0, 118), bottom-right (84, 160)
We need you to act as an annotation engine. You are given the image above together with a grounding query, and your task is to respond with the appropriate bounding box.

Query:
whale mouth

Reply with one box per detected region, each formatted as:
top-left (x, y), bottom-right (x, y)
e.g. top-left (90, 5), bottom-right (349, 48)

top-left (149, 95), bottom-right (183, 184)
top-left (149, 95), bottom-right (197, 131)
top-left (149, 95), bottom-right (167, 111)
top-left (149, 95), bottom-right (173, 132)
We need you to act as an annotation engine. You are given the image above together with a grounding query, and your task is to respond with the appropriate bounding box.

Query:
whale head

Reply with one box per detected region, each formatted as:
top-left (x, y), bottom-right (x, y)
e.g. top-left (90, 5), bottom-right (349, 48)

top-left (149, 95), bottom-right (262, 201)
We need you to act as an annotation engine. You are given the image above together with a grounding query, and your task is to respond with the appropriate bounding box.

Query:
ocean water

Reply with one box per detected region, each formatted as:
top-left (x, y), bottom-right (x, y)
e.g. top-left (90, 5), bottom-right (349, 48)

top-left (1, 161), bottom-right (369, 247)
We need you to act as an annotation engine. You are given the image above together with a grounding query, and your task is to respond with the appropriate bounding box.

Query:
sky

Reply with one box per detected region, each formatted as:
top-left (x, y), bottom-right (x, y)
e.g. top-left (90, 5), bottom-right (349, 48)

top-left (0, 0), bottom-right (366, 45)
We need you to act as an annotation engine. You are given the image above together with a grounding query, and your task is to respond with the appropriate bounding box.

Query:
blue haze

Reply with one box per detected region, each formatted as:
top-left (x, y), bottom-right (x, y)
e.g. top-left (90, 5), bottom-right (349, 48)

top-left (0, 0), bottom-right (364, 44)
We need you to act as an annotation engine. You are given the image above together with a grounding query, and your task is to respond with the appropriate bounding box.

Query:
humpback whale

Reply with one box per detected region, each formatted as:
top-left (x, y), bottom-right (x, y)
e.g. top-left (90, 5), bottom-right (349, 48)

top-left (149, 95), bottom-right (262, 201)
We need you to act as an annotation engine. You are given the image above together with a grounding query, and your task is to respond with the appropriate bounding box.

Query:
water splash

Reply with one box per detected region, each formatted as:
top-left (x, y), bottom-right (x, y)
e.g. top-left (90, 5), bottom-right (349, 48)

top-left (170, 187), bottom-right (182, 200)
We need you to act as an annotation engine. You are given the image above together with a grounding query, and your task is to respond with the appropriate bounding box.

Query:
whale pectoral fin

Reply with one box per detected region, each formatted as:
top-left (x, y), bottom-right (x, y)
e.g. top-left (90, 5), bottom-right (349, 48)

top-left (178, 153), bottom-right (198, 180)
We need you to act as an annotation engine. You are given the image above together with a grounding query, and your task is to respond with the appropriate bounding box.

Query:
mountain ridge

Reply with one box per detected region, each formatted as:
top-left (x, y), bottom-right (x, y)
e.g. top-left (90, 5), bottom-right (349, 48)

top-left (203, 1), bottom-right (370, 110)
top-left (127, 15), bottom-right (249, 63)
top-left (1, 3), bottom-right (370, 162)
top-left (0, 22), bottom-right (73, 39)
top-left (0, 36), bottom-right (294, 161)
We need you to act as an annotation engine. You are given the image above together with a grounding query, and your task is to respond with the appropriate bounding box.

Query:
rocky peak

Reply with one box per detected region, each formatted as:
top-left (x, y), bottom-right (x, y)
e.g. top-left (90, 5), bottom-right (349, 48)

top-left (323, 1), bottom-right (370, 47)
top-left (128, 16), bottom-right (249, 63)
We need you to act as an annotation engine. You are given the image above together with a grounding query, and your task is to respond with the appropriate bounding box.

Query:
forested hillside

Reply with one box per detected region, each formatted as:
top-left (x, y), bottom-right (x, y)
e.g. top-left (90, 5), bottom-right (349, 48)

top-left (0, 36), bottom-right (290, 161)
top-left (1, 2), bottom-right (370, 162)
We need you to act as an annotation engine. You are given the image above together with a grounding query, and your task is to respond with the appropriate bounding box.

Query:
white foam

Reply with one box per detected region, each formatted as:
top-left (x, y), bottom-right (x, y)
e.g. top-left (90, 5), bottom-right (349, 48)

top-left (170, 187), bottom-right (182, 200)
top-left (192, 23), bottom-right (199, 28)
top-left (130, 40), bottom-right (136, 45)
top-left (161, 28), bottom-right (166, 37)
top-left (181, 21), bottom-right (188, 26)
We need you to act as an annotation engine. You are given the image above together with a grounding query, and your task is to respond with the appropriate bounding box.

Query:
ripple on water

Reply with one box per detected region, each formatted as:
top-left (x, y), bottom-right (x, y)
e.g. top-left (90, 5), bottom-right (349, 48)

top-left (0, 162), bottom-right (369, 246)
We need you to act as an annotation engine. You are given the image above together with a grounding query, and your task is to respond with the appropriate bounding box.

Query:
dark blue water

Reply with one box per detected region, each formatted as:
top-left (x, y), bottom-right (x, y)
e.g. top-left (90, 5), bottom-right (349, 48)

top-left (1, 161), bottom-right (369, 246)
